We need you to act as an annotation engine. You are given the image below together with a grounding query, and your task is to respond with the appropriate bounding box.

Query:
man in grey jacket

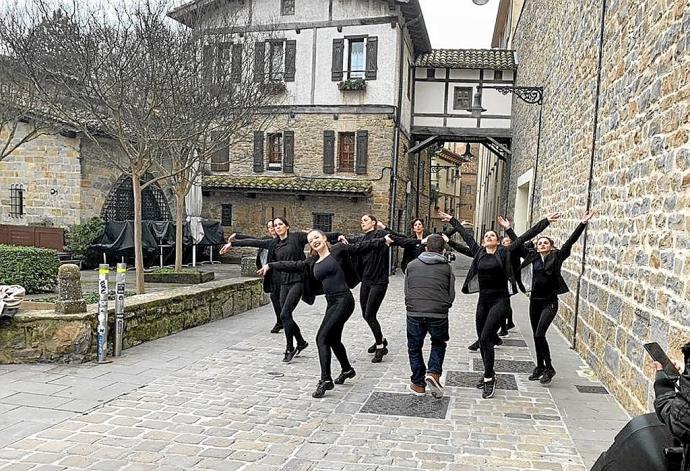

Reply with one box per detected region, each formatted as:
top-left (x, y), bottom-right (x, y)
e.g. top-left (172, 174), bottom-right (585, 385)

top-left (405, 234), bottom-right (455, 398)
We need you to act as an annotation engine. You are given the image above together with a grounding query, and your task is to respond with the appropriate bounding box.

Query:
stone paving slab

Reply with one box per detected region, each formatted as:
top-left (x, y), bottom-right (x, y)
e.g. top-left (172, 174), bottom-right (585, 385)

top-left (0, 266), bottom-right (630, 470)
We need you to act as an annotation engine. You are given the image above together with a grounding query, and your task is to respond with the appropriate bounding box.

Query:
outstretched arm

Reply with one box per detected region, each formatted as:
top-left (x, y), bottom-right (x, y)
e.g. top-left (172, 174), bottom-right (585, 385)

top-left (439, 210), bottom-right (480, 255)
top-left (266, 259), bottom-right (308, 273)
top-left (509, 212), bottom-right (561, 250)
top-left (447, 239), bottom-right (474, 258)
top-left (560, 210), bottom-right (594, 259)
top-left (339, 237), bottom-right (387, 255)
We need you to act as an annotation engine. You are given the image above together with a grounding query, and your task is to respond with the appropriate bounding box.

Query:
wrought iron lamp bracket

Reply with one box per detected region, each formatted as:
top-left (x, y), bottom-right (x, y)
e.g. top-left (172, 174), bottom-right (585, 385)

top-left (481, 86), bottom-right (544, 105)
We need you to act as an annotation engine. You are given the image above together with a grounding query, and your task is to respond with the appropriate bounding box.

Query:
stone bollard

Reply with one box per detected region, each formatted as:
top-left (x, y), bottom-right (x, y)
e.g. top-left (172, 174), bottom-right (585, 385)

top-left (54, 264), bottom-right (87, 314)
top-left (240, 256), bottom-right (258, 277)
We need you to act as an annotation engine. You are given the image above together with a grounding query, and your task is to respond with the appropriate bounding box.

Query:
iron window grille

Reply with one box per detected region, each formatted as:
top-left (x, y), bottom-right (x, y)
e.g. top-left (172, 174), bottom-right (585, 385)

top-left (453, 87), bottom-right (472, 110)
top-left (221, 204), bottom-right (233, 226)
top-left (312, 213), bottom-right (333, 233)
top-left (9, 184), bottom-right (24, 218)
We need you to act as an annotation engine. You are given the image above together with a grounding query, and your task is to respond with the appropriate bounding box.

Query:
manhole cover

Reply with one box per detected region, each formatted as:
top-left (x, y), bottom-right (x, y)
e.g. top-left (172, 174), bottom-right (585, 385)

top-left (266, 372), bottom-right (284, 377)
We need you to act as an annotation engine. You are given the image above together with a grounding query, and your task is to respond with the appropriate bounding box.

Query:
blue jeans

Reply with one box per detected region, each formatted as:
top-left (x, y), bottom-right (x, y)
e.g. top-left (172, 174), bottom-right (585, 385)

top-left (407, 316), bottom-right (449, 387)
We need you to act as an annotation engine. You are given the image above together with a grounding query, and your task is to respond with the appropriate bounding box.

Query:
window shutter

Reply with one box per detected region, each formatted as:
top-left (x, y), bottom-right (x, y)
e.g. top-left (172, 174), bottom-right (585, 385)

top-left (253, 131), bottom-right (264, 172)
top-left (231, 43), bottom-right (242, 83)
top-left (356, 130), bottom-right (368, 175)
top-left (284, 40), bottom-right (296, 82)
top-left (323, 130), bottom-right (335, 174)
top-left (253, 41), bottom-right (265, 83)
top-left (331, 39), bottom-right (344, 81)
top-left (283, 131), bottom-right (294, 173)
top-left (365, 36), bottom-right (378, 80)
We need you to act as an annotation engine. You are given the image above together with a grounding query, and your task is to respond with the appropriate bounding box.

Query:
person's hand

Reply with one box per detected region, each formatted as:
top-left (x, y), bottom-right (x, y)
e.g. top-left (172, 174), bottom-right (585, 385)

top-left (338, 235), bottom-right (349, 245)
top-left (438, 210), bottom-right (452, 222)
top-left (227, 233), bottom-right (237, 243)
top-left (654, 361), bottom-right (684, 374)
top-left (581, 209), bottom-right (595, 224)
top-left (384, 235), bottom-right (394, 246)
top-left (461, 220), bottom-right (473, 228)
top-left (546, 212), bottom-right (562, 223)
top-left (442, 234), bottom-right (449, 243)
top-left (421, 236), bottom-right (429, 244)
top-left (376, 221), bottom-right (386, 230)
top-left (497, 216), bottom-right (511, 230)
top-left (219, 243), bottom-right (232, 255)
top-left (257, 265), bottom-right (271, 277)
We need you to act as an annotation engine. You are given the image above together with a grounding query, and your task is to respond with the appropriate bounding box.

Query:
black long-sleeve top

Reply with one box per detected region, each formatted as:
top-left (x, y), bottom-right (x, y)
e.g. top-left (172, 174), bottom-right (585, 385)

top-left (346, 230), bottom-right (392, 285)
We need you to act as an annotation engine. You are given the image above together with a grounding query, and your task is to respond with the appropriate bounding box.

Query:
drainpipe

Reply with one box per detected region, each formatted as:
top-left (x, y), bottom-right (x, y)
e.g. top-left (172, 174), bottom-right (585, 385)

top-left (572, 0), bottom-right (607, 349)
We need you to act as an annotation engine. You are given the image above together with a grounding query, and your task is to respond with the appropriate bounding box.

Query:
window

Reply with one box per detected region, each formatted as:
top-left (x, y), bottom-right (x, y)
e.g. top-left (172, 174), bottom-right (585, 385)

top-left (453, 87), bottom-right (472, 110)
top-left (338, 132), bottom-right (355, 172)
top-left (210, 134), bottom-right (229, 172)
top-left (267, 133), bottom-right (283, 170)
top-left (348, 38), bottom-right (365, 79)
top-left (312, 213), bottom-right (333, 232)
top-left (9, 184), bottom-right (24, 218)
top-left (268, 41), bottom-right (284, 81)
top-left (281, 0), bottom-right (294, 15)
top-left (494, 70), bottom-right (503, 80)
top-left (426, 68), bottom-right (435, 79)
top-left (464, 185), bottom-right (473, 195)
top-left (221, 204), bottom-right (232, 226)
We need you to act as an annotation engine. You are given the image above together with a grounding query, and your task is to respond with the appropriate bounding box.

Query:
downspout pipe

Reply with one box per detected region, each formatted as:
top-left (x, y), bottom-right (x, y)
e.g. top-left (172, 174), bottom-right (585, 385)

top-left (572, 0), bottom-right (607, 349)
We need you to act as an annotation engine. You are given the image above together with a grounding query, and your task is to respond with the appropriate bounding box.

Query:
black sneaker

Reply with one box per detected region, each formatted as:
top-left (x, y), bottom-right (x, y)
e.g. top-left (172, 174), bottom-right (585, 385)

top-left (312, 380), bottom-right (334, 398)
top-left (270, 323), bottom-right (283, 334)
top-left (283, 349), bottom-right (297, 363)
top-left (295, 341), bottom-right (309, 357)
top-left (468, 340), bottom-right (480, 351)
top-left (498, 327), bottom-right (509, 337)
top-left (528, 367), bottom-right (545, 381)
top-left (507, 321), bottom-right (516, 330)
top-left (334, 369), bottom-right (356, 385)
top-left (494, 338), bottom-right (503, 346)
top-left (367, 338), bottom-right (387, 354)
top-left (540, 367), bottom-right (556, 384)
top-left (481, 378), bottom-right (496, 399)
top-left (475, 377), bottom-right (484, 389)
top-left (371, 347), bottom-right (388, 363)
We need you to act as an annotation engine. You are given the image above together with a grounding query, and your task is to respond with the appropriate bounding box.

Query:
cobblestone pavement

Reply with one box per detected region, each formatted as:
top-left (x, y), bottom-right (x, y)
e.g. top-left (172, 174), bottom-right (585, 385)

top-left (1, 267), bottom-right (629, 470)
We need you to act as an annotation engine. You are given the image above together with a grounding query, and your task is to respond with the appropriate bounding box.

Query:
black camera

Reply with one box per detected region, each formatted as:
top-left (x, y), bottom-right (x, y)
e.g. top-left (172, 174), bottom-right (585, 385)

top-left (444, 252), bottom-right (456, 262)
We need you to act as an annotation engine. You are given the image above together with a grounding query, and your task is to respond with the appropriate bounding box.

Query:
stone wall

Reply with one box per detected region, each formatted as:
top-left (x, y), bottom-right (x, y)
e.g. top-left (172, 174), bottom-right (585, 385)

top-left (0, 124), bottom-right (81, 227)
top-left (508, 0), bottom-right (690, 413)
top-left (0, 278), bottom-right (266, 363)
top-left (79, 137), bottom-right (125, 221)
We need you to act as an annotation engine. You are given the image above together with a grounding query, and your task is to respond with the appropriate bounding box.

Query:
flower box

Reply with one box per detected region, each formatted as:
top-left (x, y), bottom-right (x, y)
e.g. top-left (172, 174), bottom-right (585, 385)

top-left (338, 79), bottom-right (366, 91)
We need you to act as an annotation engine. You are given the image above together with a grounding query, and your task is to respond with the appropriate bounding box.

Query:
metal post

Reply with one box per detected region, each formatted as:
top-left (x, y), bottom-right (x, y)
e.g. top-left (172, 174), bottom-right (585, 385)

top-left (97, 263), bottom-right (109, 363)
top-left (114, 262), bottom-right (126, 357)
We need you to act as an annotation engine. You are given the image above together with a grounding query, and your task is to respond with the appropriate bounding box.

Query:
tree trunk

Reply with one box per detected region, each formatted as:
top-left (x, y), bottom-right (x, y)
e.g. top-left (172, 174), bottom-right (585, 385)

top-left (132, 173), bottom-right (145, 294)
top-left (174, 191), bottom-right (185, 272)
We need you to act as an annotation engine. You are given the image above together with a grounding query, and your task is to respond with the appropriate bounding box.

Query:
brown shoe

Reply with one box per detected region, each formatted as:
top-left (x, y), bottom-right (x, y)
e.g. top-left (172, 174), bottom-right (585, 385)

top-left (408, 383), bottom-right (426, 396)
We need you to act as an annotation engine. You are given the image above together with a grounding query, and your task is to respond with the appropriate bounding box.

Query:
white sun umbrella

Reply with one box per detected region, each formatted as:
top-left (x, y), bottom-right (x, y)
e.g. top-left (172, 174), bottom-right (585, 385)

top-left (185, 159), bottom-right (205, 267)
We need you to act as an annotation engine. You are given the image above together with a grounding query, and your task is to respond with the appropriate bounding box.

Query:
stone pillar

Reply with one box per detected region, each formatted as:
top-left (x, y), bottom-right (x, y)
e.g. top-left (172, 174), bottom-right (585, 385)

top-left (240, 256), bottom-right (258, 277)
top-left (54, 264), bottom-right (87, 314)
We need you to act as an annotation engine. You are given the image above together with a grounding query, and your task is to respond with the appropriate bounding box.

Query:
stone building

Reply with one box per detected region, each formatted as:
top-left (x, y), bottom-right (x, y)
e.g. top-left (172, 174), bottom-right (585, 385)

top-left (492, 0), bottom-right (690, 414)
top-left (169, 0), bottom-right (433, 236)
top-left (428, 143), bottom-right (477, 232)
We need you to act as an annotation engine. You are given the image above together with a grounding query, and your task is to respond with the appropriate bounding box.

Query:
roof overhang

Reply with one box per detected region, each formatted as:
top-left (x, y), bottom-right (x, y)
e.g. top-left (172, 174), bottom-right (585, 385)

top-left (202, 176), bottom-right (373, 197)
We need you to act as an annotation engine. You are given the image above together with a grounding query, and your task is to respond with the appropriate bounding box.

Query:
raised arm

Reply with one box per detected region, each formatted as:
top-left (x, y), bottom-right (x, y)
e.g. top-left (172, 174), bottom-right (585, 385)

top-left (509, 213), bottom-right (560, 250)
top-left (559, 210), bottom-right (594, 260)
top-left (232, 237), bottom-right (273, 249)
top-left (447, 239), bottom-right (474, 258)
top-left (440, 212), bottom-right (480, 255)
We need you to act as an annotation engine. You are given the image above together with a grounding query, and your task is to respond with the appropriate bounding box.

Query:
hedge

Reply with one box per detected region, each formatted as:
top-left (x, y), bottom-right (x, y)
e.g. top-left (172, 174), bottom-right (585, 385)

top-left (0, 245), bottom-right (59, 293)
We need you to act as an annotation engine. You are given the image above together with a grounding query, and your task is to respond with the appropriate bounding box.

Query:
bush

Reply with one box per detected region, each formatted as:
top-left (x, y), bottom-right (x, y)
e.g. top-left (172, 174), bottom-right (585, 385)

top-left (0, 245), bottom-right (59, 293)
top-left (65, 217), bottom-right (105, 258)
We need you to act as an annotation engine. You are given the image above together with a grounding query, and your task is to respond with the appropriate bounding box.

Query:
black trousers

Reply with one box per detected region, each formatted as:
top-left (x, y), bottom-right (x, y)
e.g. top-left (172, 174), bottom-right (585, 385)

top-left (279, 282), bottom-right (305, 350)
top-left (503, 304), bottom-right (514, 329)
top-left (359, 282), bottom-right (387, 345)
top-left (317, 291), bottom-right (355, 381)
top-left (269, 287), bottom-right (282, 326)
top-left (476, 295), bottom-right (510, 378)
top-left (529, 298), bottom-right (559, 368)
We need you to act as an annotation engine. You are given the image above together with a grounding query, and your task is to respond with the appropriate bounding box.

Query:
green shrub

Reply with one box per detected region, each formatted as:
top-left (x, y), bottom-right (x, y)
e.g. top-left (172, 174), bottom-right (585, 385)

top-left (0, 245), bottom-right (59, 293)
top-left (65, 217), bottom-right (105, 258)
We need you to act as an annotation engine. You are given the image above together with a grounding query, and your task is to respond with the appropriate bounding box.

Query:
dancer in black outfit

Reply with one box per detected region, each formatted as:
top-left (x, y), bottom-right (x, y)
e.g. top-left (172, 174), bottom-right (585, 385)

top-left (439, 210), bottom-right (559, 399)
top-left (517, 210), bottom-right (594, 384)
top-left (226, 217), bottom-right (339, 362)
top-left (225, 221), bottom-right (283, 333)
top-left (259, 230), bottom-right (392, 397)
top-left (339, 214), bottom-right (394, 363)
top-left (396, 219), bottom-right (457, 273)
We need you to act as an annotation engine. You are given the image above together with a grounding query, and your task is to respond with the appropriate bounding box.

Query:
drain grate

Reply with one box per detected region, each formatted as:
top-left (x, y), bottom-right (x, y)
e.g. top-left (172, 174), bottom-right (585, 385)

top-left (575, 385), bottom-right (609, 394)
top-left (499, 339), bottom-right (528, 347)
top-left (360, 392), bottom-right (450, 419)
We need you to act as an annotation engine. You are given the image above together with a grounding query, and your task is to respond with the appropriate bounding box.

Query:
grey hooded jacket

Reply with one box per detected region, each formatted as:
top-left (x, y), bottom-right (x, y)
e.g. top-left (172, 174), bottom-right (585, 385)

top-left (404, 252), bottom-right (456, 318)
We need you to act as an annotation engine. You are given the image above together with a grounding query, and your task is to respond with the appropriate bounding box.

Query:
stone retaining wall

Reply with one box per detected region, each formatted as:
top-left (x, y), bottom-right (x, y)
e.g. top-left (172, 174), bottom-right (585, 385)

top-left (0, 278), bottom-right (267, 364)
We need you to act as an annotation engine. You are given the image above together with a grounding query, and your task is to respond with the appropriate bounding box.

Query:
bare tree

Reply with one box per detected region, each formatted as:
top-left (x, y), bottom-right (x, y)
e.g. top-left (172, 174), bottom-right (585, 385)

top-left (1, 0), bottom-right (282, 291)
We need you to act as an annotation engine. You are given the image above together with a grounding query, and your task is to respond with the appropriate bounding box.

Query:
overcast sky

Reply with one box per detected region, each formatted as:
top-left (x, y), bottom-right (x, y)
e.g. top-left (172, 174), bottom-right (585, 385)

top-left (419, 0), bottom-right (500, 49)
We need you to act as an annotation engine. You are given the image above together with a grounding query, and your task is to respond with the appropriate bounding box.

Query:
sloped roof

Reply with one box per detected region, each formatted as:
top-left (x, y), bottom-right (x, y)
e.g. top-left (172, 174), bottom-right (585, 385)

top-left (202, 175), bottom-right (372, 195)
top-left (415, 49), bottom-right (516, 70)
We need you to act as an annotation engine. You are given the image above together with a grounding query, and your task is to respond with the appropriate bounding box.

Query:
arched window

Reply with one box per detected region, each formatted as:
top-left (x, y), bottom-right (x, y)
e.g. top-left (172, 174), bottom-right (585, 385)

top-left (101, 174), bottom-right (172, 222)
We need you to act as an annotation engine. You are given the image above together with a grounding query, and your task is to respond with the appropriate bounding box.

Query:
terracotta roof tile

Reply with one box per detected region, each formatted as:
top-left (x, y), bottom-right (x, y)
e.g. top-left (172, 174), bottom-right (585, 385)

top-left (415, 49), bottom-right (516, 70)
top-left (202, 175), bottom-right (372, 195)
